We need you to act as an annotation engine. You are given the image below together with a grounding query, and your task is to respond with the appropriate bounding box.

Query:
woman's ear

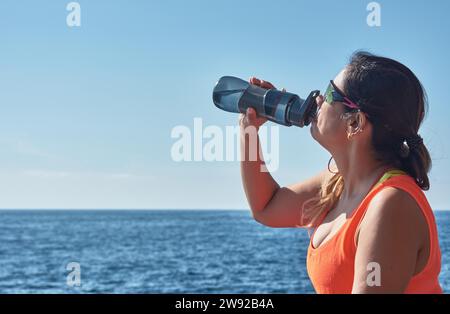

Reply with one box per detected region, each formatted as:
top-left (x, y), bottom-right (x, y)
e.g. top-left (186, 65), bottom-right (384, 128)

top-left (346, 112), bottom-right (366, 139)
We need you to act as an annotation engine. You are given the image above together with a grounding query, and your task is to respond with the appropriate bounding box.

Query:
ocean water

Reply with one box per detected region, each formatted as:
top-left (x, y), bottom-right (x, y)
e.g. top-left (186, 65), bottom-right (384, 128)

top-left (0, 210), bottom-right (448, 294)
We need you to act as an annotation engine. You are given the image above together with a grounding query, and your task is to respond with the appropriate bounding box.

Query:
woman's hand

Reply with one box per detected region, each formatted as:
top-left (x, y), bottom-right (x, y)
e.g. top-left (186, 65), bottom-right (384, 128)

top-left (239, 77), bottom-right (281, 131)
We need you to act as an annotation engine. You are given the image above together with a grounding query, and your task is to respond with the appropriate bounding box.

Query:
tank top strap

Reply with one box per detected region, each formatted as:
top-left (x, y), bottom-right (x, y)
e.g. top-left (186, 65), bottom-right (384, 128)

top-left (373, 169), bottom-right (408, 189)
top-left (344, 169), bottom-right (409, 241)
top-left (346, 170), bottom-right (437, 252)
top-left (310, 169), bottom-right (410, 247)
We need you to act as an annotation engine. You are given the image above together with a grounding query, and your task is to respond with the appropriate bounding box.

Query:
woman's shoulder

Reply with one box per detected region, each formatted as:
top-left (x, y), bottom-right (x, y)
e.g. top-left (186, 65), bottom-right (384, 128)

top-left (358, 185), bottom-right (428, 250)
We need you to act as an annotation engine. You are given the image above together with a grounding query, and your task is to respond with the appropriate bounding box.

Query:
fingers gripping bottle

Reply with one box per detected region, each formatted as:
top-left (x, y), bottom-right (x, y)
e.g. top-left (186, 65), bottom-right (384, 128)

top-left (212, 76), bottom-right (319, 127)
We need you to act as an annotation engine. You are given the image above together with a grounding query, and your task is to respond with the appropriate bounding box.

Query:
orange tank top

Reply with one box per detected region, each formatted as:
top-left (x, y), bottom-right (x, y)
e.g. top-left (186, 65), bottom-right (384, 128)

top-left (306, 169), bottom-right (443, 294)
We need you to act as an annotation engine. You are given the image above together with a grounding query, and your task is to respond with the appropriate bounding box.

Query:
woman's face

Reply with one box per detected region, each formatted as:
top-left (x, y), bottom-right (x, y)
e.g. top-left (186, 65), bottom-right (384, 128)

top-left (310, 68), bottom-right (354, 150)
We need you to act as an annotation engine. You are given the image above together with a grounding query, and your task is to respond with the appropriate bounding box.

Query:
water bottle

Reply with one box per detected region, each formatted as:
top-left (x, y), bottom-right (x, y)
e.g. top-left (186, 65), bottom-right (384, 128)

top-left (212, 76), bottom-right (320, 127)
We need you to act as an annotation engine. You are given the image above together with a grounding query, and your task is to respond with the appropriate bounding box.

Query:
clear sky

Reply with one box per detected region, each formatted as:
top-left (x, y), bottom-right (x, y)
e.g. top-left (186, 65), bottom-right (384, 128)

top-left (0, 0), bottom-right (449, 209)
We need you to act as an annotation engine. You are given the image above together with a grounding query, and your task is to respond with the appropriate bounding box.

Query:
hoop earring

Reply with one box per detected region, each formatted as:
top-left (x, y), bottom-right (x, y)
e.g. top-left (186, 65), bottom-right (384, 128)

top-left (327, 156), bottom-right (339, 174)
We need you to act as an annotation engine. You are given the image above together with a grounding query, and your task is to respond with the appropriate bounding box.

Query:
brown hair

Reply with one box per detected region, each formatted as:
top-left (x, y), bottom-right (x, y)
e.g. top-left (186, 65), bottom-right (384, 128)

top-left (300, 51), bottom-right (432, 227)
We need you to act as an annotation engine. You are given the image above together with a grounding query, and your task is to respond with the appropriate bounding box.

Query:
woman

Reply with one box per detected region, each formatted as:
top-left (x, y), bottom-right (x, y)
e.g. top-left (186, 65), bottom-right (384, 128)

top-left (239, 52), bottom-right (442, 294)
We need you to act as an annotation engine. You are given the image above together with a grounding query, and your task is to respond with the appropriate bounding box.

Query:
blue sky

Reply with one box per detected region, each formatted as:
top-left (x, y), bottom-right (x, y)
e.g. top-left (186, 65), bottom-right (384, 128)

top-left (0, 0), bottom-right (449, 209)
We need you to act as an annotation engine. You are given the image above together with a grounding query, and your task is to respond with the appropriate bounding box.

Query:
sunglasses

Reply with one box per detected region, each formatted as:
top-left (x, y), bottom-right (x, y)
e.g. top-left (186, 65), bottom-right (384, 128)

top-left (324, 80), bottom-right (361, 110)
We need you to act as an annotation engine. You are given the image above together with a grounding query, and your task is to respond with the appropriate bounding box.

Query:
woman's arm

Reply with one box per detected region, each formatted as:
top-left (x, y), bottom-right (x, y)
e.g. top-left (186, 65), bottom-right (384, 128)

top-left (239, 78), bottom-right (278, 213)
top-left (352, 187), bottom-right (428, 293)
top-left (240, 77), bottom-right (330, 228)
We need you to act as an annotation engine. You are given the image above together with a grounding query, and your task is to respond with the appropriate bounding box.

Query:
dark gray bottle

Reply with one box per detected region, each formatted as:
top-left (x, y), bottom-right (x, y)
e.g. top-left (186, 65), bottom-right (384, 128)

top-left (212, 76), bottom-right (319, 127)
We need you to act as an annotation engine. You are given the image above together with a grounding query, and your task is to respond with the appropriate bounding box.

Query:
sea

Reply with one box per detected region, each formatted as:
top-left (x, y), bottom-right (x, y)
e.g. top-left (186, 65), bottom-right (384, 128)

top-left (0, 210), bottom-right (448, 294)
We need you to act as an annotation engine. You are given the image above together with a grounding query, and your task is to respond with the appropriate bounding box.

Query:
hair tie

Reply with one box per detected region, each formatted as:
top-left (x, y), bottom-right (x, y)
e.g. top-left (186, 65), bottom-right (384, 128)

top-left (399, 134), bottom-right (423, 158)
top-left (406, 134), bottom-right (423, 151)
